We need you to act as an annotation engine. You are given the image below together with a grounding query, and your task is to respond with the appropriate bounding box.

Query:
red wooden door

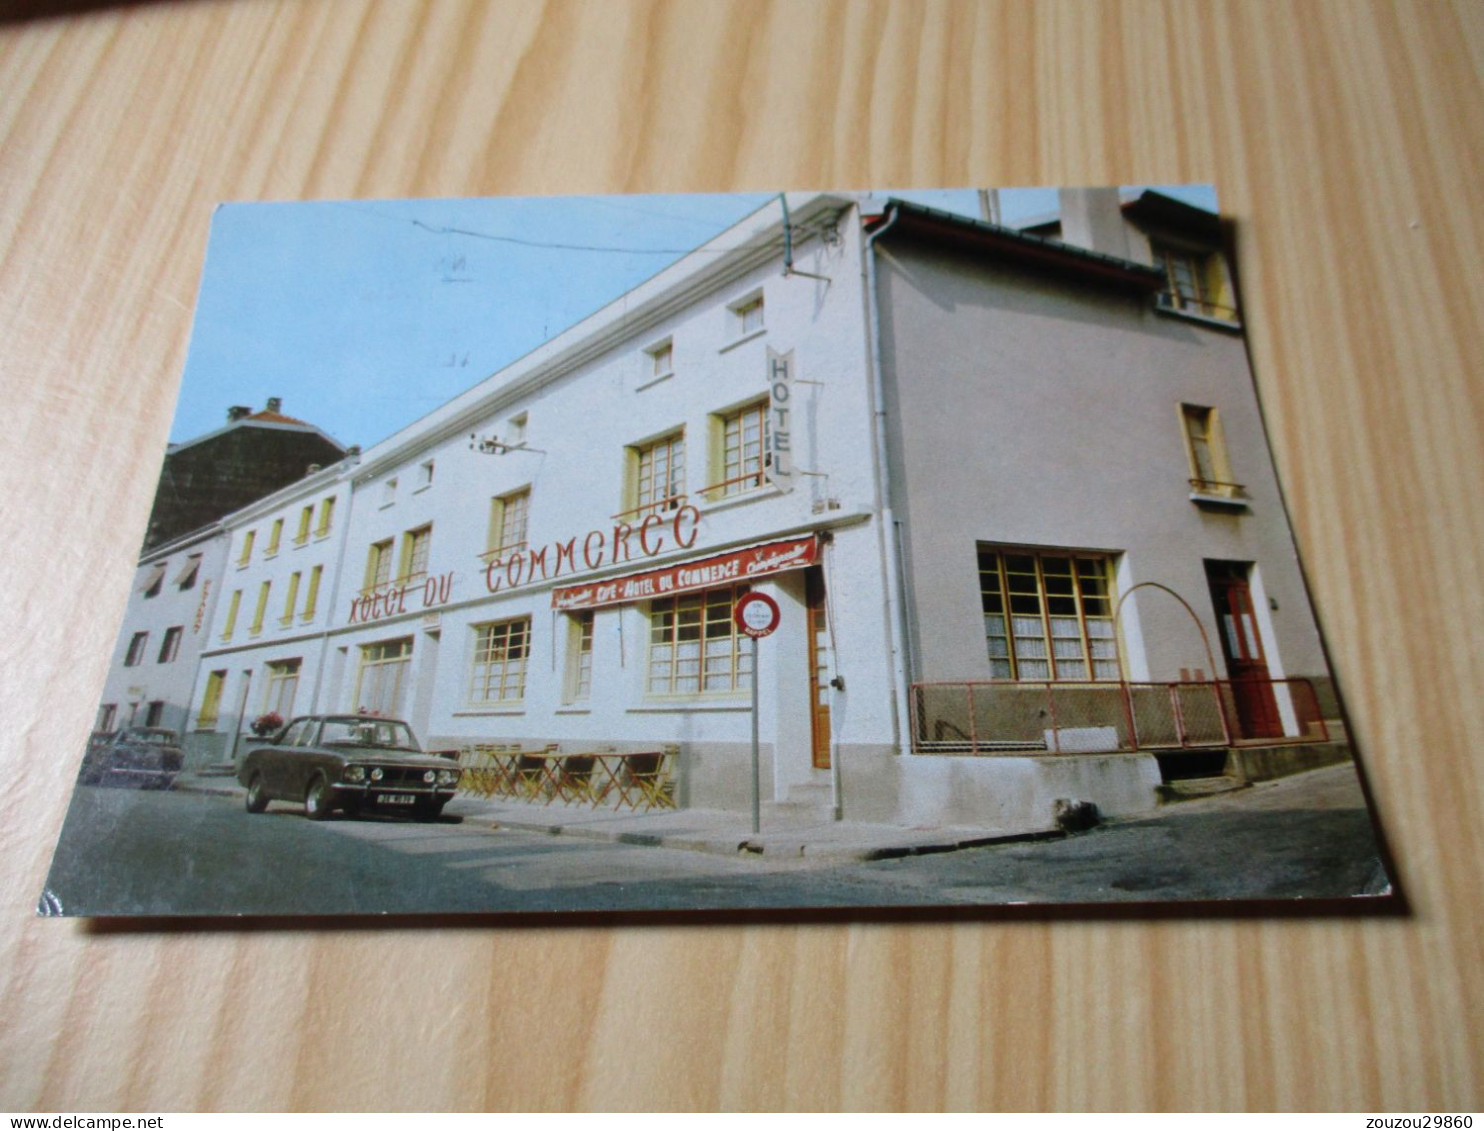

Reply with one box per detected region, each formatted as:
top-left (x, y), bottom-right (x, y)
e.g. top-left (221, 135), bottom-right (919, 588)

top-left (805, 568), bottom-right (832, 769)
top-left (1206, 562), bottom-right (1282, 739)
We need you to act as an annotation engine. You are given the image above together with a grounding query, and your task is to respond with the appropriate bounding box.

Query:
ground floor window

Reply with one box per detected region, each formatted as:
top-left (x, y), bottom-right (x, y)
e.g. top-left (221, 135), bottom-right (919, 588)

top-left (96, 703), bottom-right (117, 732)
top-left (263, 658), bottom-right (302, 719)
top-left (355, 637), bottom-right (413, 717)
top-left (977, 548), bottom-right (1120, 681)
top-left (469, 618), bottom-right (530, 705)
top-left (144, 701), bottom-right (165, 727)
top-left (197, 670), bottom-right (226, 729)
top-left (648, 584), bottom-right (751, 696)
top-left (564, 611), bottom-right (594, 702)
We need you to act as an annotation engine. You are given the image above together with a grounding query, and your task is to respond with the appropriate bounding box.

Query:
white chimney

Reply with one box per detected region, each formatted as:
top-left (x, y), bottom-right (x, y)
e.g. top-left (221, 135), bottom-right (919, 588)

top-left (1058, 188), bottom-right (1132, 260)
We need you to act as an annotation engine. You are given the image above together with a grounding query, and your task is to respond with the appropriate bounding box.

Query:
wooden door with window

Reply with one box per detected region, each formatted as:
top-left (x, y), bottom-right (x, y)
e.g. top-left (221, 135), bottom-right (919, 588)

top-left (805, 568), bottom-right (832, 769)
top-left (1205, 561), bottom-right (1282, 739)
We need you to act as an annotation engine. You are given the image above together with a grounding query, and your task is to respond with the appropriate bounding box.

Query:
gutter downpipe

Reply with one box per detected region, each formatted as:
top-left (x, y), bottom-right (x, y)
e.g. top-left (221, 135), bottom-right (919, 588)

top-left (863, 203), bottom-right (915, 761)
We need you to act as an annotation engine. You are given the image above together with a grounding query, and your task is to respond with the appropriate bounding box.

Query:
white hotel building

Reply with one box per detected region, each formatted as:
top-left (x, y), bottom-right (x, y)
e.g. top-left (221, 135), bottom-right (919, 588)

top-left (174, 190), bottom-right (1347, 825)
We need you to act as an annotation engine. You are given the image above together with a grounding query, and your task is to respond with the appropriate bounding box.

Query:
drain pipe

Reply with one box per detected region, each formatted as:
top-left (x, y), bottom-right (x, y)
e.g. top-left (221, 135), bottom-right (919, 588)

top-left (862, 203), bottom-right (915, 759)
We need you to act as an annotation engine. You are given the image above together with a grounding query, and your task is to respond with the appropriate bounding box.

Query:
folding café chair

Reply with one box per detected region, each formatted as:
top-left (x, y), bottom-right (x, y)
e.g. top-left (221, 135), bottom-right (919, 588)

top-left (620, 751), bottom-right (676, 812)
top-left (549, 752), bottom-right (599, 807)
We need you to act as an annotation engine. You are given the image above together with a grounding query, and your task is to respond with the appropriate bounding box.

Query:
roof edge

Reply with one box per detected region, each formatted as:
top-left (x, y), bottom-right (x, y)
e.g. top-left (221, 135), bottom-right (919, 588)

top-left (869, 198), bottom-right (1166, 292)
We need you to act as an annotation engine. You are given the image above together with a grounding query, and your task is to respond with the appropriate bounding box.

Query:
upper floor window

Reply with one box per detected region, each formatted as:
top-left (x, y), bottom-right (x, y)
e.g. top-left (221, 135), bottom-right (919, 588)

top-left (302, 565), bottom-right (323, 622)
top-left (237, 530), bottom-right (256, 567)
top-left (730, 293), bottom-right (764, 337)
top-left (295, 505), bottom-right (313, 545)
top-left (175, 554), bottom-right (203, 590)
top-left (266, 518), bottom-right (284, 556)
top-left (249, 581), bottom-right (271, 636)
top-left (626, 431), bottom-right (686, 519)
top-left (157, 626), bottom-right (183, 664)
top-left (707, 400), bottom-right (768, 499)
top-left (124, 631), bottom-right (149, 667)
top-left (280, 571), bottom-right (302, 626)
top-left (644, 339), bottom-right (674, 384)
top-left (315, 497), bottom-right (335, 538)
top-left (221, 590), bottom-right (242, 641)
top-left (381, 478), bottom-right (398, 508)
top-left (1152, 242), bottom-right (1238, 322)
top-left (417, 460), bottom-right (435, 490)
top-left (487, 488), bottom-right (530, 559)
top-left (140, 562), bottom-right (166, 598)
top-left (977, 548), bottom-right (1120, 682)
top-left (399, 524), bottom-right (433, 581)
top-left (1181, 404), bottom-right (1244, 500)
top-left (365, 539), bottom-right (394, 593)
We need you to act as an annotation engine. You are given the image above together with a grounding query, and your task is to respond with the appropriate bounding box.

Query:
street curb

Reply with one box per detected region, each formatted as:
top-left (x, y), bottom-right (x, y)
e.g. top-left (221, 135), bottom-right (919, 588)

top-left (176, 778), bottom-right (1061, 863)
top-left (485, 814), bottom-right (1063, 863)
top-left (174, 779), bottom-right (242, 799)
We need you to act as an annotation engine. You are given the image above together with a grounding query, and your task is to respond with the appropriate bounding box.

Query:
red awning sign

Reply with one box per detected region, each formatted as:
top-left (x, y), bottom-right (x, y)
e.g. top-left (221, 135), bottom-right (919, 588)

top-left (551, 535), bottom-right (817, 611)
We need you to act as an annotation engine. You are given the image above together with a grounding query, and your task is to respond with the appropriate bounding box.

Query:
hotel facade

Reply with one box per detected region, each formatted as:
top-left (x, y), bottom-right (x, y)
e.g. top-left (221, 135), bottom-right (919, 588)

top-left (116, 189), bottom-right (1346, 827)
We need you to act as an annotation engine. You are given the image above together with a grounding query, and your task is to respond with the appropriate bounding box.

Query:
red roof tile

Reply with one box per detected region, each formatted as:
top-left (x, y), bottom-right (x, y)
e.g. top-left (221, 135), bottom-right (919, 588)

top-left (246, 410), bottom-right (312, 426)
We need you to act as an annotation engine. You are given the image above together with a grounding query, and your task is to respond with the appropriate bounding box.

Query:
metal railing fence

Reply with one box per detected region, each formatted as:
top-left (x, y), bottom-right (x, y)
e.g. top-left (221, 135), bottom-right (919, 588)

top-left (909, 678), bottom-right (1327, 756)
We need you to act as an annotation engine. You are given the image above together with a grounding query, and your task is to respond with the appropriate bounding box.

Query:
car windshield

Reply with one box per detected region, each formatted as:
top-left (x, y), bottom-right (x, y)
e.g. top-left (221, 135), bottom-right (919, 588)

top-left (127, 729), bottom-right (178, 745)
top-left (319, 719), bottom-right (421, 752)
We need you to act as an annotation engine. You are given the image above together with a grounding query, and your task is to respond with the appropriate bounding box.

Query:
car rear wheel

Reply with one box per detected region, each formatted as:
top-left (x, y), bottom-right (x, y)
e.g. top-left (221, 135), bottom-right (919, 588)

top-left (245, 773), bottom-right (269, 813)
top-left (304, 774), bottom-right (334, 821)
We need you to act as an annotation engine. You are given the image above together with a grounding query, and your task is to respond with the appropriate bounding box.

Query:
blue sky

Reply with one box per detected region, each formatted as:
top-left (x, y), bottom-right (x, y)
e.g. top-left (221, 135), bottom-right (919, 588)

top-left (175, 185), bottom-right (1218, 450)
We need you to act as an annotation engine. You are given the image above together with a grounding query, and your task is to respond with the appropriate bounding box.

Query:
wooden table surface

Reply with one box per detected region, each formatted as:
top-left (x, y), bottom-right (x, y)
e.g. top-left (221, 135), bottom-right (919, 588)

top-left (3, 0), bottom-right (1481, 1112)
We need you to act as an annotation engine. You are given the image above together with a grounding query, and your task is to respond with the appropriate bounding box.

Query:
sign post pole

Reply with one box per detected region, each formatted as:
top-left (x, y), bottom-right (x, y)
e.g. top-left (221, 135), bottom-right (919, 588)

top-left (734, 591), bottom-right (781, 840)
top-left (750, 633), bottom-right (760, 836)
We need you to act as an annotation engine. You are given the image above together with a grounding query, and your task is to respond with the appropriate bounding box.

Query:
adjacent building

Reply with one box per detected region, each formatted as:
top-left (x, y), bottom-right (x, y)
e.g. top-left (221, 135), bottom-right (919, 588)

top-left (93, 523), bottom-right (228, 738)
top-left (189, 464), bottom-right (355, 766)
top-left (143, 398), bottom-right (346, 551)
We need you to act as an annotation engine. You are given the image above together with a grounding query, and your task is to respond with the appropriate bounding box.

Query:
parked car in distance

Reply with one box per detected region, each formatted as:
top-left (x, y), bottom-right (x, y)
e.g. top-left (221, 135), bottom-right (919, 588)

top-left (80, 727), bottom-right (184, 789)
top-left (237, 715), bottom-right (461, 821)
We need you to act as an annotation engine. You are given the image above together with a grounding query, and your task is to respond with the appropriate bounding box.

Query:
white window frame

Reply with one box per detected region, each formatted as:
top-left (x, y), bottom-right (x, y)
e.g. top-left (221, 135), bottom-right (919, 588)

top-left (977, 547), bottom-right (1121, 683)
top-left (469, 617), bottom-right (531, 706)
top-left (563, 611), bottom-right (594, 703)
top-left (354, 637), bottom-right (414, 717)
top-left (646, 584), bottom-right (752, 698)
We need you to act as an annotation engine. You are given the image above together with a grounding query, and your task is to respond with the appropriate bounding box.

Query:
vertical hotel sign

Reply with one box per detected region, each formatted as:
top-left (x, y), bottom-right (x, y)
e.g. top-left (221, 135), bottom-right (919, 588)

top-left (766, 347), bottom-right (794, 491)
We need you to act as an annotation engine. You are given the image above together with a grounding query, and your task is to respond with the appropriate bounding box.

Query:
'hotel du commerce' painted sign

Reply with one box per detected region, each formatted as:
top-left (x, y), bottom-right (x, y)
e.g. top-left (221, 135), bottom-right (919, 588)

top-left (551, 535), bottom-right (818, 610)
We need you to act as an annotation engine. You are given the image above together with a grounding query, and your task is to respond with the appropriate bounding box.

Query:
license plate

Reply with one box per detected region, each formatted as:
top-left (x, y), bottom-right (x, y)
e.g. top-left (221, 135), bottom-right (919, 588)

top-left (378, 793), bottom-right (417, 805)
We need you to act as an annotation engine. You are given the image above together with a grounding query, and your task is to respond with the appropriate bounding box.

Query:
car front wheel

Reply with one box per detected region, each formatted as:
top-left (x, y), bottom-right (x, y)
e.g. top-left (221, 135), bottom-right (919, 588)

top-left (245, 773), bottom-right (269, 814)
top-left (304, 774), bottom-right (334, 821)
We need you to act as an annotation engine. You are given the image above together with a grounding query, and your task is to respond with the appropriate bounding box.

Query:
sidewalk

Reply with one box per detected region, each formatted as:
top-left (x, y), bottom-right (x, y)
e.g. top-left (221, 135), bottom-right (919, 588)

top-left (175, 770), bottom-right (1062, 863)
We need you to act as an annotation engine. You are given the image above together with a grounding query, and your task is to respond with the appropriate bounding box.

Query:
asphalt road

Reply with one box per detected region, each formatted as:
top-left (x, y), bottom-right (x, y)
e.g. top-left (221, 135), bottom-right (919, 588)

top-left (40, 774), bottom-right (1390, 917)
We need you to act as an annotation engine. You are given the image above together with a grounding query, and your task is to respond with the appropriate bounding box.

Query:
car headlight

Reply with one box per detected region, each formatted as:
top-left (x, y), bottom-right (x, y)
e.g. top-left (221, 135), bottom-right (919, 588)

top-left (423, 770), bottom-right (437, 783)
top-left (370, 767), bottom-right (384, 781)
top-left (437, 770), bottom-right (457, 785)
top-left (345, 765), bottom-right (366, 783)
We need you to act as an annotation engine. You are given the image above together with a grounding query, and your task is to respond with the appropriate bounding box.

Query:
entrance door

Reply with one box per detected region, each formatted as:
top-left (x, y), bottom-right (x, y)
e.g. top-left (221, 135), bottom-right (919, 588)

top-left (1205, 561), bottom-right (1282, 739)
top-left (805, 567), bottom-right (832, 769)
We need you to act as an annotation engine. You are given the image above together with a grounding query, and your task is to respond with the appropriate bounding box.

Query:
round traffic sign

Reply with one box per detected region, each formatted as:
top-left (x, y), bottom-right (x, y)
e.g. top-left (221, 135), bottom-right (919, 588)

top-left (734, 592), bottom-right (781, 638)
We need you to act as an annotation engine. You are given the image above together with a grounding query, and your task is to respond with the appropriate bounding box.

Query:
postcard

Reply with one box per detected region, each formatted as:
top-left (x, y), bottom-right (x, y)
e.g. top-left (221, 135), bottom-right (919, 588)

top-left (38, 186), bottom-right (1392, 917)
